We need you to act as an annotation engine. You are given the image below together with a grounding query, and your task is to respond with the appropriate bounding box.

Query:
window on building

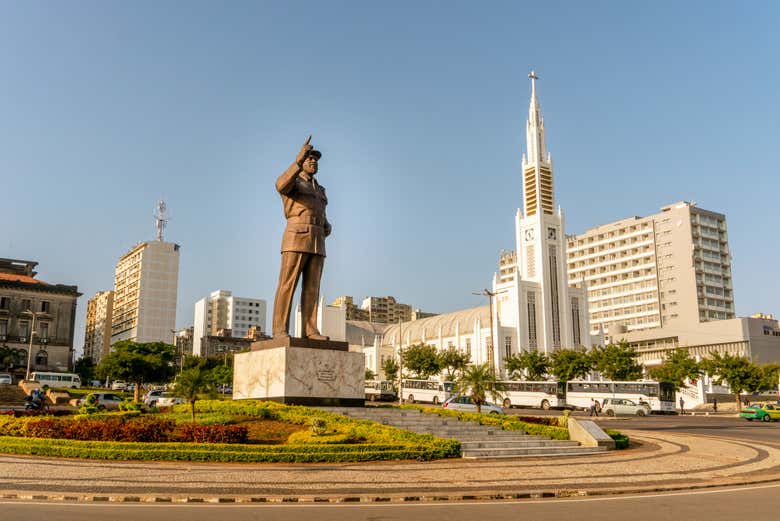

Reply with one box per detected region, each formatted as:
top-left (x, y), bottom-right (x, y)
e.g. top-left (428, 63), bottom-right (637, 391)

top-left (0, 297), bottom-right (9, 310)
top-left (527, 293), bottom-right (537, 349)
top-left (504, 336), bottom-right (512, 358)
top-left (0, 320), bottom-right (7, 339)
top-left (35, 350), bottom-right (48, 367)
top-left (19, 321), bottom-right (30, 340)
top-left (41, 301), bottom-right (50, 313)
top-left (21, 299), bottom-right (32, 311)
top-left (39, 322), bottom-right (49, 340)
top-left (465, 338), bottom-right (471, 353)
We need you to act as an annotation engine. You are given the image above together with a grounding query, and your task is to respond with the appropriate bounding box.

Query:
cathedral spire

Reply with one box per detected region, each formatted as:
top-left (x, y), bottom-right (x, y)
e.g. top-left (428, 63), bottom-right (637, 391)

top-left (522, 70), bottom-right (554, 216)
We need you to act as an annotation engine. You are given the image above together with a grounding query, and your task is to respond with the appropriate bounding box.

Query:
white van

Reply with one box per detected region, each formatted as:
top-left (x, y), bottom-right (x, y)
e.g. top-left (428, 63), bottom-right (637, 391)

top-left (30, 372), bottom-right (81, 388)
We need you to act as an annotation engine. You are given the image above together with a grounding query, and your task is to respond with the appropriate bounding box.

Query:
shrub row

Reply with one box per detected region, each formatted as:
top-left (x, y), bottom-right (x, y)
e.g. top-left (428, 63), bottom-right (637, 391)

top-left (401, 405), bottom-right (570, 440)
top-left (0, 415), bottom-right (248, 444)
top-left (0, 436), bottom-right (449, 463)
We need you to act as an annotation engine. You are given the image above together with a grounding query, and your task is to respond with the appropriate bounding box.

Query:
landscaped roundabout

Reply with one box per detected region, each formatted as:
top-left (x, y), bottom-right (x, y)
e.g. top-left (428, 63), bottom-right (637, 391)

top-left (0, 398), bottom-right (628, 463)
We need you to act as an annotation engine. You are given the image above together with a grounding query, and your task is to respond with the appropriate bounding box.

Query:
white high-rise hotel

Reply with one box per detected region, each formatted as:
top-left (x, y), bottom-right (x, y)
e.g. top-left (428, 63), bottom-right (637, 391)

top-left (492, 72), bottom-right (591, 357)
top-left (192, 290), bottom-right (267, 356)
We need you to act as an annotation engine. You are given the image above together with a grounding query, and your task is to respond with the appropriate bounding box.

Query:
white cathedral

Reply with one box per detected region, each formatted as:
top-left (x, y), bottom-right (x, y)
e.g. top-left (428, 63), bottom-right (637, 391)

top-left (301, 73), bottom-right (593, 378)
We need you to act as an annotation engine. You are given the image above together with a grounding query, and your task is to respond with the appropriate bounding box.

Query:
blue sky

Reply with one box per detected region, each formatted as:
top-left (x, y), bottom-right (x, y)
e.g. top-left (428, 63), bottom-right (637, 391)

top-left (1, 2), bottom-right (778, 352)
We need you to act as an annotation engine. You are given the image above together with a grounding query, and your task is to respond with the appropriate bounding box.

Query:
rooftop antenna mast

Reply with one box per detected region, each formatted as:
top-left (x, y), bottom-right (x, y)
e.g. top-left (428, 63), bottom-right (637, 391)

top-left (154, 200), bottom-right (169, 241)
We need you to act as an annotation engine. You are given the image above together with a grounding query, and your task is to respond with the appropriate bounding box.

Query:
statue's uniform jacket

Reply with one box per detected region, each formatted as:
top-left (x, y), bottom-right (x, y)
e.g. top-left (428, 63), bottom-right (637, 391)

top-left (276, 162), bottom-right (332, 255)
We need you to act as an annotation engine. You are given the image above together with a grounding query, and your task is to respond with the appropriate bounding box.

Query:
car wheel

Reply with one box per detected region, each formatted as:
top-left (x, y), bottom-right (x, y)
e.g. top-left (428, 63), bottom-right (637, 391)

top-left (746, 418), bottom-right (753, 421)
top-left (489, 411), bottom-right (499, 415)
top-left (98, 404), bottom-right (106, 411)
top-left (762, 414), bottom-right (771, 422)
top-left (407, 394), bottom-right (415, 404)
top-left (606, 409), bottom-right (615, 417)
top-left (541, 399), bottom-right (550, 410)
top-left (636, 409), bottom-right (646, 417)
top-left (503, 398), bottom-right (511, 408)
top-left (432, 396), bottom-right (439, 405)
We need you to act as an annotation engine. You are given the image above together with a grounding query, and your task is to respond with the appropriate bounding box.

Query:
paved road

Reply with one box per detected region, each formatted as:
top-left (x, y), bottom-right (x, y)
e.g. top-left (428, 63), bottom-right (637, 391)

top-left (2, 483), bottom-right (779, 521)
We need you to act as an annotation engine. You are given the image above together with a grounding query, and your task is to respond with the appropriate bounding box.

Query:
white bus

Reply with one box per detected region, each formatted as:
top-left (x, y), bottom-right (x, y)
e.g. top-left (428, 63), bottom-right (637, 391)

top-left (401, 379), bottom-right (453, 405)
top-left (365, 380), bottom-right (398, 402)
top-left (565, 380), bottom-right (676, 413)
top-left (499, 380), bottom-right (565, 410)
top-left (30, 371), bottom-right (81, 389)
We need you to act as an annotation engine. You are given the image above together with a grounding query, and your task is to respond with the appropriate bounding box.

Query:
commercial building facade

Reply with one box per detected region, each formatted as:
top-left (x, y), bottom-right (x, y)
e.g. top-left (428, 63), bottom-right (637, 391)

top-left (83, 290), bottom-right (114, 364)
top-left (567, 201), bottom-right (735, 339)
top-left (110, 240), bottom-right (180, 345)
top-left (0, 258), bottom-right (81, 376)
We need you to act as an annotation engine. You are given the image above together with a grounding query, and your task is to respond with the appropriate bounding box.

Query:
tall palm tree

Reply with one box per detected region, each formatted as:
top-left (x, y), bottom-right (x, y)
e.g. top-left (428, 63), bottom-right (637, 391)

top-left (0, 346), bottom-right (25, 371)
top-left (455, 363), bottom-right (505, 414)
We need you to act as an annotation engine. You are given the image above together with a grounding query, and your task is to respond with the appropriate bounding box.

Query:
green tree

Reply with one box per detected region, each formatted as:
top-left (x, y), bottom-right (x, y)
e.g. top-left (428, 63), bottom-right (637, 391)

top-left (549, 348), bottom-right (593, 384)
top-left (701, 353), bottom-right (763, 409)
top-left (648, 349), bottom-right (701, 390)
top-left (400, 343), bottom-right (441, 379)
top-left (73, 356), bottom-right (96, 385)
top-left (96, 341), bottom-right (176, 402)
top-left (210, 364), bottom-right (233, 392)
top-left (0, 345), bottom-right (26, 371)
top-left (454, 363), bottom-right (505, 414)
top-left (504, 351), bottom-right (550, 380)
top-left (437, 347), bottom-right (471, 381)
top-left (173, 367), bottom-right (217, 422)
top-left (381, 357), bottom-right (399, 384)
top-left (365, 369), bottom-right (376, 381)
top-left (592, 341), bottom-right (643, 381)
top-left (758, 363), bottom-right (780, 392)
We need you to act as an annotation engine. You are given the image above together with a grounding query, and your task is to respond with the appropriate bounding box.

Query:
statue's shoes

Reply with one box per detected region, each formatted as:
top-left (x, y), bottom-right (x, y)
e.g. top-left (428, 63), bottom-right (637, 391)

top-left (306, 333), bottom-right (330, 341)
top-left (273, 333), bottom-right (291, 341)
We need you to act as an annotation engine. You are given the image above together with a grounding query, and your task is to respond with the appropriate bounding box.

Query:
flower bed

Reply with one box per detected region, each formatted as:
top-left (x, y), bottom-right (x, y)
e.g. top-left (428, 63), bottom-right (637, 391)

top-left (0, 401), bottom-right (460, 463)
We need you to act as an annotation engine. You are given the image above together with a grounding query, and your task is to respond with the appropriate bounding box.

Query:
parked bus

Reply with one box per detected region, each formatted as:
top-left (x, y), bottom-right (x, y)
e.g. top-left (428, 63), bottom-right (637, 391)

top-left (30, 371), bottom-right (81, 389)
top-left (401, 379), bottom-right (453, 405)
top-left (498, 380), bottom-right (566, 410)
top-left (365, 380), bottom-right (398, 402)
top-left (565, 380), bottom-right (676, 413)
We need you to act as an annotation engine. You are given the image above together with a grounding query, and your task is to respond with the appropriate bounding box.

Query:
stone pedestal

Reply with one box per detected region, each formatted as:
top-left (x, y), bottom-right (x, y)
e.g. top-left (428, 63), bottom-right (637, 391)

top-left (232, 337), bottom-right (365, 406)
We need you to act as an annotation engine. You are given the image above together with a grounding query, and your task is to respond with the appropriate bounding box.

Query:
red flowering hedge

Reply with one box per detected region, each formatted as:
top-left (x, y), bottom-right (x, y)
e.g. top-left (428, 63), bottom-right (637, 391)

top-left (0, 416), bottom-right (247, 444)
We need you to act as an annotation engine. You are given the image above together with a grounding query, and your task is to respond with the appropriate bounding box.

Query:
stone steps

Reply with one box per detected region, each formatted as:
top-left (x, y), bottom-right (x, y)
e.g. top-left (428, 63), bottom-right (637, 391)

top-left (0, 384), bottom-right (27, 406)
top-left (319, 406), bottom-right (606, 459)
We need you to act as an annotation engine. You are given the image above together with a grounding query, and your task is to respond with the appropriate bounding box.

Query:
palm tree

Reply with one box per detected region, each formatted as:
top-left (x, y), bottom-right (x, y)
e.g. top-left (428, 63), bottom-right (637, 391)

top-left (0, 346), bottom-right (25, 372)
top-left (455, 363), bottom-right (505, 414)
top-left (172, 367), bottom-right (217, 422)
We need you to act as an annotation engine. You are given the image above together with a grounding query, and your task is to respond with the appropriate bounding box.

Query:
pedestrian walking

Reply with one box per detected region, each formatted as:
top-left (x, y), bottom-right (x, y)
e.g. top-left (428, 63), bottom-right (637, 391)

top-left (679, 396), bottom-right (685, 415)
top-left (712, 398), bottom-right (718, 413)
top-left (589, 398), bottom-right (599, 417)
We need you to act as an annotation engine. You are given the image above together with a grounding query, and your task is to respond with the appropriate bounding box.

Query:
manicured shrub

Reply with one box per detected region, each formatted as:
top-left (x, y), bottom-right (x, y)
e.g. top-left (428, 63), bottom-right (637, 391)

top-left (309, 417), bottom-right (328, 435)
top-left (605, 429), bottom-right (630, 449)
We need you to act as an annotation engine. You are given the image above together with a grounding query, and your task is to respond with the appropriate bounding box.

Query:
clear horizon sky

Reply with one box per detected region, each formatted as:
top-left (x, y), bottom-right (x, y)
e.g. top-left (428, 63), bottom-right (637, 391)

top-left (2, 2), bottom-right (778, 354)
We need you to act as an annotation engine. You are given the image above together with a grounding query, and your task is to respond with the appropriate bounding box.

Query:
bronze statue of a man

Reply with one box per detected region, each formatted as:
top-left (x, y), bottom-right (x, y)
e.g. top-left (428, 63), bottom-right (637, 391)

top-left (271, 136), bottom-right (331, 341)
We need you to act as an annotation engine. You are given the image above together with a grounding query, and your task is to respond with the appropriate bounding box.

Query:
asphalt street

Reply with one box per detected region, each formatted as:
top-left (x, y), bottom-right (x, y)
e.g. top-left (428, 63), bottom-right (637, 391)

top-left (3, 483), bottom-right (780, 521)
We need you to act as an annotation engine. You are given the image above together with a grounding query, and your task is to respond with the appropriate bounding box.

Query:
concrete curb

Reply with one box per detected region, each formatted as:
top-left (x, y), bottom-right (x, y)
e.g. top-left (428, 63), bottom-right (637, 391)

top-left (3, 475), bottom-right (780, 505)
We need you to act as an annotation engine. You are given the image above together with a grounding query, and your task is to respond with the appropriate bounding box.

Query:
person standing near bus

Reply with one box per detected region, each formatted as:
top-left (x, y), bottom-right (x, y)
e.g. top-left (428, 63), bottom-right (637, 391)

top-left (679, 396), bottom-right (685, 415)
top-left (712, 398), bottom-right (718, 413)
top-left (589, 398), bottom-right (599, 417)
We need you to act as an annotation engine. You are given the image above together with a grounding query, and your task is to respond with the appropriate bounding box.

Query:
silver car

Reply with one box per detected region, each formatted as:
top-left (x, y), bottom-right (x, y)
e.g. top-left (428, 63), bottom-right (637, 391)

top-left (0, 373), bottom-right (12, 385)
top-left (77, 393), bottom-right (124, 410)
top-left (443, 394), bottom-right (504, 414)
top-left (601, 398), bottom-right (651, 416)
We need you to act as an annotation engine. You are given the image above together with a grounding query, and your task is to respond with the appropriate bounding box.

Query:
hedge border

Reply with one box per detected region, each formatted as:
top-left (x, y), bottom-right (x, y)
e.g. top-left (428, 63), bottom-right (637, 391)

top-left (0, 400), bottom-right (461, 463)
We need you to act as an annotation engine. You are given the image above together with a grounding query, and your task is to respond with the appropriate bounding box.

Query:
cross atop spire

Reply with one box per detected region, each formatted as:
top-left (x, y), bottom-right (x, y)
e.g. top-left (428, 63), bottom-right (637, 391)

top-left (529, 70), bottom-right (539, 97)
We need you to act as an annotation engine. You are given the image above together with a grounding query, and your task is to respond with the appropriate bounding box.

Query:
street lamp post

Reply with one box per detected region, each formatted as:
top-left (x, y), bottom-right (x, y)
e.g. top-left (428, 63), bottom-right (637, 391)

top-left (397, 317), bottom-right (403, 404)
top-left (473, 289), bottom-right (496, 373)
top-left (24, 310), bottom-right (43, 381)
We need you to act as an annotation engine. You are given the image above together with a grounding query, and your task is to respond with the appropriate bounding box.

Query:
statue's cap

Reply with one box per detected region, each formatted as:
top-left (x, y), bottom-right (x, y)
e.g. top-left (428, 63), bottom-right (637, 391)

top-left (308, 149), bottom-right (322, 160)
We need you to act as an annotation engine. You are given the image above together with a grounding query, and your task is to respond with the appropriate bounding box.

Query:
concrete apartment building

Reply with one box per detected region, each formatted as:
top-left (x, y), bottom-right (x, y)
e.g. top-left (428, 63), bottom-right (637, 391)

top-left (83, 290), bottom-right (114, 364)
top-left (110, 240), bottom-right (180, 345)
top-left (192, 290), bottom-right (267, 356)
top-left (0, 258), bottom-right (81, 376)
top-left (332, 295), bottom-right (436, 324)
top-left (567, 201), bottom-right (735, 339)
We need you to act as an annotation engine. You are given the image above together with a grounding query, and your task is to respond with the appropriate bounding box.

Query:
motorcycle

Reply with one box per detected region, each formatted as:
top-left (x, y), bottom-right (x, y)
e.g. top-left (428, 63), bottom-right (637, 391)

top-left (24, 391), bottom-right (48, 411)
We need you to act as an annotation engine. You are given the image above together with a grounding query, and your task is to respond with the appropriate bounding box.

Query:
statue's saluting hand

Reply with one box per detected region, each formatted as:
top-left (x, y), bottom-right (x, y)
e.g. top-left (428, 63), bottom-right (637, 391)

top-left (296, 135), bottom-right (313, 166)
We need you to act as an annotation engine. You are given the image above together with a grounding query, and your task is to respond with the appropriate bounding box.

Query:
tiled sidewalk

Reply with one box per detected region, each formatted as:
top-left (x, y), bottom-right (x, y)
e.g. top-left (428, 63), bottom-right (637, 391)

top-left (1, 430), bottom-right (779, 503)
